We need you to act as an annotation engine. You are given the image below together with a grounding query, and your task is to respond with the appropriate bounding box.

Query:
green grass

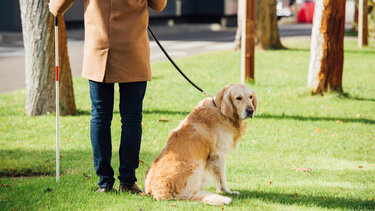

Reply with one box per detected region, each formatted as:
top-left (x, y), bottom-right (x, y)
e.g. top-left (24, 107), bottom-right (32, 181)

top-left (1, 38), bottom-right (374, 210)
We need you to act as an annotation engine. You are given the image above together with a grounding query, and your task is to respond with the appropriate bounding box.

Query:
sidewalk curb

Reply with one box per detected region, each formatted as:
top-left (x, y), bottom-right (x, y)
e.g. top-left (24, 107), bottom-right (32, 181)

top-left (149, 23), bottom-right (225, 35)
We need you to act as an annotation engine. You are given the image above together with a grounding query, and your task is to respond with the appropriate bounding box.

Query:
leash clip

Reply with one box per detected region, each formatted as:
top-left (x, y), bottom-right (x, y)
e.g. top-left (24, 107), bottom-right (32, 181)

top-left (202, 91), bottom-right (213, 98)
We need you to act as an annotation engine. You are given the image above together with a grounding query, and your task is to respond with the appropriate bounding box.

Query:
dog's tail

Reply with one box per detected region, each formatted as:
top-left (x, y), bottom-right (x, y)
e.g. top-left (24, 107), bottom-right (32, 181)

top-left (190, 191), bottom-right (232, 206)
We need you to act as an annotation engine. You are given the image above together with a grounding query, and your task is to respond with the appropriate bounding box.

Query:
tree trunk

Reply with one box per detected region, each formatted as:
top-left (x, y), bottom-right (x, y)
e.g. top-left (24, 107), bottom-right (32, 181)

top-left (58, 17), bottom-right (77, 115)
top-left (20, 0), bottom-right (76, 116)
top-left (255, 0), bottom-right (284, 49)
top-left (307, 0), bottom-right (346, 94)
top-left (234, 0), bottom-right (284, 50)
top-left (358, 0), bottom-right (369, 47)
top-left (234, 0), bottom-right (244, 50)
top-left (20, 0), bottom-right (55, 116)
top-left (354, 0), bottom-right (358, 31)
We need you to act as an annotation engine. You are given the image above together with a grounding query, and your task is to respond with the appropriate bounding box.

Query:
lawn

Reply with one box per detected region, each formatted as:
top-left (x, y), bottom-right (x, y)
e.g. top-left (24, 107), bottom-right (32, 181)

top-left (0, 38), bottom-right (374, 210)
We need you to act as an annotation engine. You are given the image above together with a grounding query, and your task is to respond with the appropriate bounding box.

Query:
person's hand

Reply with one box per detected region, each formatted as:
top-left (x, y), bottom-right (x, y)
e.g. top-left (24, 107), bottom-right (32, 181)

top-left (48, 0), bottom-right (75, 17)
top-left (148, 0), bottom-right (167, 12)
top-left (48, 0), bottom-right (60, 17)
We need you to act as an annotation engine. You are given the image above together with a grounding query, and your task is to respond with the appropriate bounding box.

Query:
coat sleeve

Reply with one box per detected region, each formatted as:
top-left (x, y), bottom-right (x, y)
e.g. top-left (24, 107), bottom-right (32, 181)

top-left (148, 0), bottom-right (167, 12)
top-left (49, 0), bottom-right (75, 16)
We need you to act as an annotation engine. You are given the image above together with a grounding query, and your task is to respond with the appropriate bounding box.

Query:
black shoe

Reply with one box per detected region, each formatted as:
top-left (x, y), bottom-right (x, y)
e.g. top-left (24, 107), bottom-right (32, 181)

top-left (119, 183), bottom-right (142, 194)
top-left (96, 186), bottom-right (114, 193)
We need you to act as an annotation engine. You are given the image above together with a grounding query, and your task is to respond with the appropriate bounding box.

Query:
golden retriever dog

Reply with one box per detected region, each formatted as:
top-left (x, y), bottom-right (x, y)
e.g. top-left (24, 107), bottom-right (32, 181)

top-left (144, 84), bottom-right (257, 205)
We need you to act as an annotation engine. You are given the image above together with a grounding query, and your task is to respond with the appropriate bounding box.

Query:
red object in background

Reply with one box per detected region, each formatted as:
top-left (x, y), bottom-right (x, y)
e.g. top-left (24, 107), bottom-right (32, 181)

top-left (297, 1), bottom-right (315, 23)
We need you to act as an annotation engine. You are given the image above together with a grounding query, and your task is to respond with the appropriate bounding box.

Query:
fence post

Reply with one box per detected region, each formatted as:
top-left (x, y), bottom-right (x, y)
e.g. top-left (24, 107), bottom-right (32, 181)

top-left (241, 0), bottom-right (255, 83)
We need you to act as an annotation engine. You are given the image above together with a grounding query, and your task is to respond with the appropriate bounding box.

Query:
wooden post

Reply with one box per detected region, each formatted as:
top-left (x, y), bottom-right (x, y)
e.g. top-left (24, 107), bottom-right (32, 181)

top-left (241, 0), bottom-right (255, 83)
top-left (358, 0), bottom-right (368, 48)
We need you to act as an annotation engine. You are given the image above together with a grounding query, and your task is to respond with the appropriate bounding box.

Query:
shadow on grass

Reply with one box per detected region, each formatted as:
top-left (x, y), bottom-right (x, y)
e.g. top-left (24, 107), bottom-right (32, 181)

top-left (345, 96), bottom-right (375, 102)
top-left (283, 48), bottom-right (310, 52)
top-left (151, 75), bottom-right (164, 80)
top-left (76, 109), bottom-right (374, 124)
top-left (345, 30), bottom-right (358, 37)
top-left (143, 109), bottom-right (374, 125)
top-left (0, 170), bottom-right (52, 178)
top-left (307, 91), bottom-right (375, 102)
top-left (285, 48), bottom-right (375, 55)
top-left (344, 49), bottom-right (375, 55)
top-left (0, 148), bottom-right (160, 178)
top-left (338, 94), bottom-right (375, 102)
top-left (75, 109), bottom-right (189, 117)
top-left (76, 109), bottom-right (91, 116)
top-left (258, 113), bottom-right (375, 124)
top-left (143, 109), bottom-right (189, 116)
top-left (0, 149), bottom-right (92, 178)
top-left (236, 190), bottom-right (375, 210)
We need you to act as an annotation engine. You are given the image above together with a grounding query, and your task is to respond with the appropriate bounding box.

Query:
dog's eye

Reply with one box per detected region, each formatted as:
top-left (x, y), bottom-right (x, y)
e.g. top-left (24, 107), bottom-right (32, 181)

top-left (236, 97), bottom-right (242, 100)
top-left (249, 96), bottom-right (253, 99)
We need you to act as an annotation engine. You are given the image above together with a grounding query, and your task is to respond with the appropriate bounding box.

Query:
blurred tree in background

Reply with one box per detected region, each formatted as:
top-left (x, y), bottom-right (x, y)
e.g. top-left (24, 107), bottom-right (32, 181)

top-left (234, 0), bottom-right (284, 50)
top-left (255, 0), bottom-right (284, 49)
top-left (369, 0), bottom-right (375, 37)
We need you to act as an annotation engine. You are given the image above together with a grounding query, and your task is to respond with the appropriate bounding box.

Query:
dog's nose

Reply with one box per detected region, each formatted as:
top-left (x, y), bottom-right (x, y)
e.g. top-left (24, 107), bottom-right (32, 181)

top-left (246, 107), bottom-right (254, 115)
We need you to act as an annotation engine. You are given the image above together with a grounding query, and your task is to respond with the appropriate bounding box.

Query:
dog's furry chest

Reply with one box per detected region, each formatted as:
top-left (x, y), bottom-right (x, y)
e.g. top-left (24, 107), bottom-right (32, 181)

top-left (215, 127), bottom-right (236, 154)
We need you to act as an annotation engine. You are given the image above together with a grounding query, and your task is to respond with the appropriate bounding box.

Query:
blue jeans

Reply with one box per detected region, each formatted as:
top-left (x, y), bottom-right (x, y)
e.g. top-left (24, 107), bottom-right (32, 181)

top-left (89, 80), bottom-right (146, 189)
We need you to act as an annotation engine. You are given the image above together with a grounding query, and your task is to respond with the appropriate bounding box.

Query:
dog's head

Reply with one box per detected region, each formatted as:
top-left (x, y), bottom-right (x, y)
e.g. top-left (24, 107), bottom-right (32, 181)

top-left (214, 84), bottom-right (257, 120)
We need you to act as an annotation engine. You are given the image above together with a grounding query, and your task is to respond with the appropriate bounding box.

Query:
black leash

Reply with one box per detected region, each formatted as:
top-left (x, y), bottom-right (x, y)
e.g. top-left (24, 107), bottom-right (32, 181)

top-left (147, 26), bottom-right (212, 97)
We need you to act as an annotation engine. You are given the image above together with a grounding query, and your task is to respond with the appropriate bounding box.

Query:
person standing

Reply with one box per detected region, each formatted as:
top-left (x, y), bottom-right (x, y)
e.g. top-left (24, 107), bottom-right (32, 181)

top-left (49, 0), bottom-right (167, 193)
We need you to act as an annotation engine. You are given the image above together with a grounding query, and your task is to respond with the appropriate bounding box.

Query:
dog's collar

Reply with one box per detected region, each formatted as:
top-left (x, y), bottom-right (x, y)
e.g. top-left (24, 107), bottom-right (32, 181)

top-left (212, 98), bottom-right (217, 108)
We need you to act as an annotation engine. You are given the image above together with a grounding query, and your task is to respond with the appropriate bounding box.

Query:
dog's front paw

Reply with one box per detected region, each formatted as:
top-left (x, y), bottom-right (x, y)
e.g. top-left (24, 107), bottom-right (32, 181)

top-left (226, 190), bottom-right (240, 195)
top-left (220, 188), bottom-right (240, 195)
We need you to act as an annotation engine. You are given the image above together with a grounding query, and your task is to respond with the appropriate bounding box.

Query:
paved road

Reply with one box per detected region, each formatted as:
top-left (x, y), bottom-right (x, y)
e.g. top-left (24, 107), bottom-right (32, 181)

top-left (0, 23), bottom-right (315, 93)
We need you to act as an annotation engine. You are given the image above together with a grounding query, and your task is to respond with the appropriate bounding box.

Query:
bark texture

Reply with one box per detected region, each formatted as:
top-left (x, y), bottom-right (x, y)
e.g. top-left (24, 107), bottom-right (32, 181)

top-left (308, 0), bottom-right (346, 94)
top-left (20, 0), bottom-right (55, 116)
top-left (58, 17), bottom-right (77, 115)
top-left (255, 0), bottom-right (284, 49)
top-left (20, 0), bottom-right (76, 116)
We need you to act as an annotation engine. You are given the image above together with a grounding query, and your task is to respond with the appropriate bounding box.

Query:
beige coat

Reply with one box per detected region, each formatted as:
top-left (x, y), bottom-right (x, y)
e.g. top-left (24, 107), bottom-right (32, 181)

top-left (49, 0), bottom-right (167, 83)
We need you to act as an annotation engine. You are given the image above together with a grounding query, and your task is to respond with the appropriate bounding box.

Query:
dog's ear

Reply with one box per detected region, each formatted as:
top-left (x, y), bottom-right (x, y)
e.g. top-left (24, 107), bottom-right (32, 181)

top-left (214, 85), bottom-right (234, 119)
top-left (252, 91), bottom-right (258, 113)
top-left (221, 91), bottom-right (234, 119)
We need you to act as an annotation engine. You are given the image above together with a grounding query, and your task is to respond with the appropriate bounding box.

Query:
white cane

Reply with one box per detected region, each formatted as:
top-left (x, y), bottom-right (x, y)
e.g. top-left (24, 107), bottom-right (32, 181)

top-left (55, 17), bottom-right (60, 182)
